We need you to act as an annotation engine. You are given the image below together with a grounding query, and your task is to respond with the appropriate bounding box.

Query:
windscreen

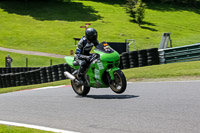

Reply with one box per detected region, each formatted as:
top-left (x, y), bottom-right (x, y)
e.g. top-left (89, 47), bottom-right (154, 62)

top-left (95, 42), bottom-right (114, 53)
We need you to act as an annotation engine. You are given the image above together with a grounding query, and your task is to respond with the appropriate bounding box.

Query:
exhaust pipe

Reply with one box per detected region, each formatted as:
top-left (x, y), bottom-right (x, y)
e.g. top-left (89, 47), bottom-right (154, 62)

top-left (64, 71), bottom-right (75, 80)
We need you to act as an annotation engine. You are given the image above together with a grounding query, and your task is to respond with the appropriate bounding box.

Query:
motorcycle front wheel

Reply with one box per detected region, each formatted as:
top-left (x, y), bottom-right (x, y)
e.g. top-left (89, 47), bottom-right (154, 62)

top-left (71, 80), bottom-right (90, 96)
top-left (109, 70), bottom-right (127, 94)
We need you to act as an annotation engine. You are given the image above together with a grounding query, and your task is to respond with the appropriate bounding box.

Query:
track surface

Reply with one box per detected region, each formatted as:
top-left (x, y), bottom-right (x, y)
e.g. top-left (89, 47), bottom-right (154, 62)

top-left (0, 81), bottom-right (200, 133)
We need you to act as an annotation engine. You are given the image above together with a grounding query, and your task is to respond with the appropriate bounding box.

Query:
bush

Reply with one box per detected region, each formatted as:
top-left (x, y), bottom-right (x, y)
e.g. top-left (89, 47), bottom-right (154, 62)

top-left (125, 0), bottom-right (146, 25)
top-left (125, 0), bottom-right (137, 19)
top-left (135, 0), bottom-right (146, 25)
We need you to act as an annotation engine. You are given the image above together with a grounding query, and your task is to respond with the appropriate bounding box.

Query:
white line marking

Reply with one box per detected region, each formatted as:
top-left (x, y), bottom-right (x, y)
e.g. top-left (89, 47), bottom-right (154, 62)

top-left (33, 85), bottom-right (68, 91)
top-left (0, 120), bottom-right (80, 133)
top-left (18, 85), bottom-right (71, 92)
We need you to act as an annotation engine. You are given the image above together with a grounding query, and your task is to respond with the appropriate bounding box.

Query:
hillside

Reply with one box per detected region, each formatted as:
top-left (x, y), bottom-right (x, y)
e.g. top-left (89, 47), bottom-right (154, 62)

top-left (0, 0), bottom-right (200, 55)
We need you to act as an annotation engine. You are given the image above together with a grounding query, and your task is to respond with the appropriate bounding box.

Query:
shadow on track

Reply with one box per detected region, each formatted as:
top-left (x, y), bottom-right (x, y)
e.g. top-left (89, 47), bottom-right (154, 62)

top-left (78, 95), bottom-right (139, 99)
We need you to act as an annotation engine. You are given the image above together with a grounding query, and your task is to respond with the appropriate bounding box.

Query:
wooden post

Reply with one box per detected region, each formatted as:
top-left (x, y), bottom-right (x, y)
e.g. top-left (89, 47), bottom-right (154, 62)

top-left (50, 59), bottom-right (52, 66)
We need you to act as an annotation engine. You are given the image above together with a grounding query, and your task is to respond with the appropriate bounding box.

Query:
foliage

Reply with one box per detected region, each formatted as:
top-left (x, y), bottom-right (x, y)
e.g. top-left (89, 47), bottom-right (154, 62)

top-left (135, 0), bottom-right (146, 25)
top-left (143, 0), bottom-right (200, 7)
top-left (125, 0), bottom-right (146, 25)
top-left (125, 0), bottom-right (137, 19)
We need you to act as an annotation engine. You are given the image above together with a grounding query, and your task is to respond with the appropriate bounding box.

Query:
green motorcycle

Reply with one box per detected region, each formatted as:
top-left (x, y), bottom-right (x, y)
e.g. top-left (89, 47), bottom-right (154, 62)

top-left (64, 42), bottom-right (127, 96)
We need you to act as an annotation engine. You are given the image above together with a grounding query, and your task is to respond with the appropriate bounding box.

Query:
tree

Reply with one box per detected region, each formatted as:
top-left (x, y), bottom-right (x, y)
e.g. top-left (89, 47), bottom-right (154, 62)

top-left (135, 0), bottom-right (146, 26)
top-left (125, 0), bottom-right (146, 25)
top-left (125, 0), bottom-right (137, 19)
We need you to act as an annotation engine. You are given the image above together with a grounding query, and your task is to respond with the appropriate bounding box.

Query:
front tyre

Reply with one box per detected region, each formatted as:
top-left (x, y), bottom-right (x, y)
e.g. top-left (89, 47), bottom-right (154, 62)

top-left (109, 70), bottom-right (127, 94)
top-left (71, 80), bottom-right (90, 96)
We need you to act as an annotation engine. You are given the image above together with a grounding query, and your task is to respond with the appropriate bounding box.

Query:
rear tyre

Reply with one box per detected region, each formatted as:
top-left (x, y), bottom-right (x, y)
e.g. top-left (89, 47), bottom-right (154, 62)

top-left (71, 80), bottom-right (90, 96)
top-left (109, 70), bottom-right (127, 94)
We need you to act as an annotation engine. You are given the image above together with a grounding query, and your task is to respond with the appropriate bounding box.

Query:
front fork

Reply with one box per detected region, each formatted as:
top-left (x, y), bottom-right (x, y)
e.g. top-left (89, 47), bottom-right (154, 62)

top-left (106, 67), bottom-right (120, 81)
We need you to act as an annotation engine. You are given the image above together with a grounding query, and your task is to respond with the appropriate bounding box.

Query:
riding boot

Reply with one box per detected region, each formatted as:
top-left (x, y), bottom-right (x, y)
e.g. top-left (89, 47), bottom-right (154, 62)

top-left (77, 68), bottom-right (85, 85)
top-left (78, 71), bottom-right (84, 81)
top-left (77, 60), bottom-right (87, 84)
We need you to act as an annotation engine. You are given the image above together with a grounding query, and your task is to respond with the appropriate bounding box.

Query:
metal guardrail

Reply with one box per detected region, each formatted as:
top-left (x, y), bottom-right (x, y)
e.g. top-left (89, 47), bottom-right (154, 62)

top-left (159, 43), bottom-right (200, 64)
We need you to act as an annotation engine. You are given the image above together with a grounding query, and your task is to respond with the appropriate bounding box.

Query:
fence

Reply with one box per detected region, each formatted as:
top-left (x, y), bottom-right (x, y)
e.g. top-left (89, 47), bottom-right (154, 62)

top-left (4, 57), bottom-right (54, 68)
top-left (159, 43), bottom-right (200, 64)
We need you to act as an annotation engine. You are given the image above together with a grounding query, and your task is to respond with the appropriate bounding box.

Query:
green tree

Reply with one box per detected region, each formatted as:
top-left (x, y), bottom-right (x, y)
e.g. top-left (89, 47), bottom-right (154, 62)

top-left (125, 0), bottom-right (146, 25)
top-left (135, 0), bottom-right (146, 26)
top-left (125, 0), bottom-right (137, 19)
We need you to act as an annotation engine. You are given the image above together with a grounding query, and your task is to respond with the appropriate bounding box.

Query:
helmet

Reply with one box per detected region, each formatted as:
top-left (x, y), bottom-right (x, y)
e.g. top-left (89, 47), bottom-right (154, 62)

top-left (85, 28), bottom-right (98, 43)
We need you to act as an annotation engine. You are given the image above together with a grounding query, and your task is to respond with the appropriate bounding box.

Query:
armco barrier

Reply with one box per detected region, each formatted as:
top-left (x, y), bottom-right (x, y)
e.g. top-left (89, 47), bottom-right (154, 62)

top-left (159, 43), bottom-right (200, 64)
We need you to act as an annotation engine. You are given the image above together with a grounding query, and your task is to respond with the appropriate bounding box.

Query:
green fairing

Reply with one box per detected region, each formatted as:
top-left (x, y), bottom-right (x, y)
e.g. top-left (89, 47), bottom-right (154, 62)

top-left (94, 50), bottom-right (120, 62)
top-left (64, 56), bottom-right (80, 69)
top-left (65, 42), bottom-right (121, 88)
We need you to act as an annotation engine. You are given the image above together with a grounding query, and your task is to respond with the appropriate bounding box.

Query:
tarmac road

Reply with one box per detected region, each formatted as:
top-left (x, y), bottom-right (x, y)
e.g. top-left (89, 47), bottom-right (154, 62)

top-left (0, 81), bottom-right (200, 133)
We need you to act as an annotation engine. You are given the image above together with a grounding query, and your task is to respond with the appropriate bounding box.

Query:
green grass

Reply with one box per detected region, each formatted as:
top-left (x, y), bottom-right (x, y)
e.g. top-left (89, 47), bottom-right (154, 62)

top-left (0, 51), bottom-right (65, 67)
top-left (0, 124), bottom-right (54, 133)
top-left (0, 0), bottom-right (200, 55)
top-left (0, 80), bottom-right (70, 94)
top-left (123, 60), bottom-right (200, 80)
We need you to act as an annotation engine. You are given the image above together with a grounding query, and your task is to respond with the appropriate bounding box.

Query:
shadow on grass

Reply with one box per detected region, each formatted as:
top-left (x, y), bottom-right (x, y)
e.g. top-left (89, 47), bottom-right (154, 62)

top-left (130, 20), bottom-right (158, 31)
top-left (147, 2), bottom-right (200, 14)
top-left (142, 21), bottom-right (156, 26)
top-left (0, 0), bottom-right (102, 21)
top-left (84, 0), bottom-right (125, 5)
top-left (140, 26), bottom-right (158, 31)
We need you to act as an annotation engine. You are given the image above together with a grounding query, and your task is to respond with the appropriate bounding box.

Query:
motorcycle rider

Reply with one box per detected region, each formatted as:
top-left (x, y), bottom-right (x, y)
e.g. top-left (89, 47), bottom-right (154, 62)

top-left (74, 28), bottom-right (99, 83)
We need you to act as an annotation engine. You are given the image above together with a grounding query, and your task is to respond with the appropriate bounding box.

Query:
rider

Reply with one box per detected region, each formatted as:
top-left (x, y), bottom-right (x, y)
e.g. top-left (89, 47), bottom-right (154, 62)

top-left (74, 28), bottom-right (99, 82)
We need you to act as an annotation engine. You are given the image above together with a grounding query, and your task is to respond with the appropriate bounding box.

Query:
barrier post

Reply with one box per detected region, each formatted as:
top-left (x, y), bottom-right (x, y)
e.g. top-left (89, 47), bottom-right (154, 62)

top-left (50, 59), bottom-right (52, 66)
top-left (26, 58), bottom-right (28, 67)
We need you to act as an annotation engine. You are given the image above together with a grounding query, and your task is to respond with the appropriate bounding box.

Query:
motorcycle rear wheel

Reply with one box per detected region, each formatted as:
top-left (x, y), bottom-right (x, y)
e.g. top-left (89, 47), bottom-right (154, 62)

top-left (109, 70), bottom-right (127, 94)
top-left (71, 80), bottom-right (90, 96)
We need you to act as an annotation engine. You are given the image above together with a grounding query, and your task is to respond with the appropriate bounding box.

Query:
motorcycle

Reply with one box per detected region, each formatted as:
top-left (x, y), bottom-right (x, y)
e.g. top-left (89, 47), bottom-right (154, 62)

top-left (64, 42), bottom-right (127, 96)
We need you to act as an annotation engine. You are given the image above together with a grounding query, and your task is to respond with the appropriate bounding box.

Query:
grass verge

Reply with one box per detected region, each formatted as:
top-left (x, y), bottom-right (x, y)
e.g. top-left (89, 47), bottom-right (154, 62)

top-left (0, 80), bottom-right (70, 94)
top-left (123, 60), bottom-right (200, 80)
top-left (0, 124), bottom-right (54, 133)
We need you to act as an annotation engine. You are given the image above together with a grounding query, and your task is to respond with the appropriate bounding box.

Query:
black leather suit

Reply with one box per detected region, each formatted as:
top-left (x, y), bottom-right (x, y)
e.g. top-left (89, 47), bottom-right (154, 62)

top-left (74, 36), bottom-right (98, 76)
